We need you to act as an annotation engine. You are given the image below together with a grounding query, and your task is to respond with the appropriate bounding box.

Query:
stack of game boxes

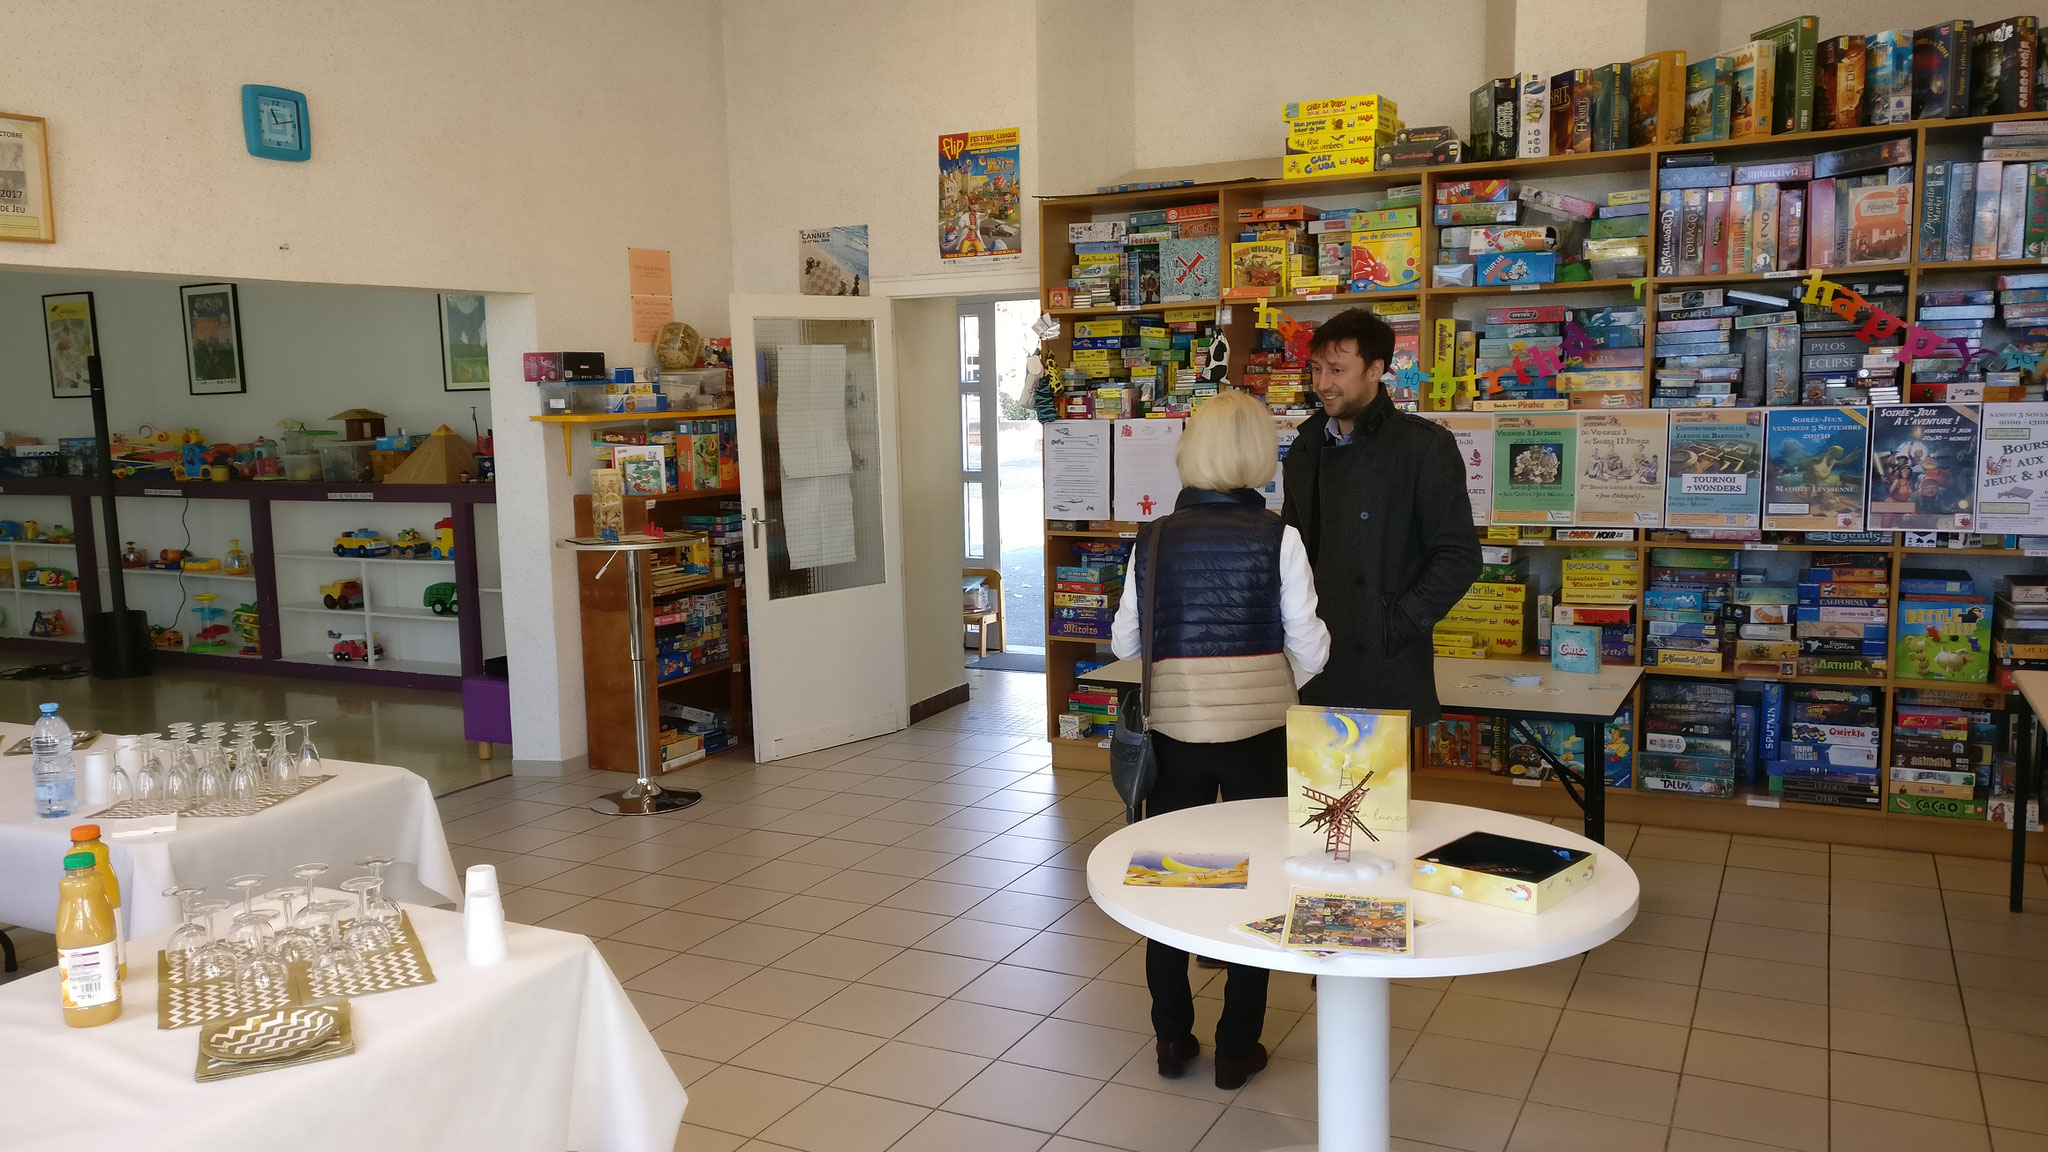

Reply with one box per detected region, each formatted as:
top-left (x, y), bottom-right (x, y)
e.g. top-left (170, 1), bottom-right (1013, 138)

top-left (1728, 578), bottom-right (1800, 677)
top-left (1654, 139), bottom-right (1914, 278)
top-left (1886, 686), bottom-right (2003, 821)
top-left (1433, 182), bottom-right (1605, 288)
top-left (1280, 93), bottom-right (1401, 180)
top-left (1047, 541), bottom-right (1129, 642)
top-left (1431, 552), bottom-right (1531, 658)
top-left (1063, 310), bottom-right (1223, 419)
top-left (653, 586), bottom-right (728, 685)
top-left (1063, 204), bottom-right (1225, 311)
top-left (1640, 678), bottom-right (1739, 797)
top-left (1558, 306), bottom-right (1650, 410)
top-left (1994, 575), bottom-right (2048, 690)
top-left (1911, 274), bottom-right (2048, 402)
top-left (1919, 122), bottom-right (2048, 264)
top-left (1803, 279), bottom-right (1905, 405)
top-left (1797, 554), bottom-right (1891, 677)
top-left (1762, 682), bottom-right (1883, 808)
top-left (1644, 547), bottom-right (1738, 671)
top-left (1653, 290), bottom-right (1744, 408)
top-left (1584, 190), bottom-right (1654, 281)
top-left (1556, 546), bottom-right (1640, 664)
top-left (678, 503), bottom-right (744, 581)
top-left (1228, 206), bottom-right (1320, 301)
top-left (1894, 568), bottom-right (1991, 685)
top-left (1474, 305), bottom-right (1564, 405)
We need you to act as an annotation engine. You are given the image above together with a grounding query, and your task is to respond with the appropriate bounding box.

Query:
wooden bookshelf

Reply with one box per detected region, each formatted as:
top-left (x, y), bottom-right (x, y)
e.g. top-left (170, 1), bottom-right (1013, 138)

top-left (1035, 110), bottom-right (2048, 854)
top-left (572, 490), bottom-right (749, 777)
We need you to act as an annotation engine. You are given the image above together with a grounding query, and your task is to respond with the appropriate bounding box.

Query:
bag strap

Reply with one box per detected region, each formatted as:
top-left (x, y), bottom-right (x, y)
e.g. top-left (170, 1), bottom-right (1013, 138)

top-left (1138, 520), bottom-right (1162, 723)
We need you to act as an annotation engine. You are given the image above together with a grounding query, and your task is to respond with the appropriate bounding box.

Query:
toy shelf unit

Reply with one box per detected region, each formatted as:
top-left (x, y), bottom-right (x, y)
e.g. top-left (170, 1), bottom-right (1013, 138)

top-left (271, 499), bottom-right (463, 677)
top-left (573, 488), bottom-right (749, 778)
top-left (104, 494), bottom-right (261, 659)
top-left (0, 491), bottom-right (87, 647)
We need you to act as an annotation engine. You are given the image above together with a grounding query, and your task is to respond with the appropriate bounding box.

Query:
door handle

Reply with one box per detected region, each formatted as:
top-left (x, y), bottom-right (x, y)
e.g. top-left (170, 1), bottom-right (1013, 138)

top-left (746, 507), bottom-right (778, 549)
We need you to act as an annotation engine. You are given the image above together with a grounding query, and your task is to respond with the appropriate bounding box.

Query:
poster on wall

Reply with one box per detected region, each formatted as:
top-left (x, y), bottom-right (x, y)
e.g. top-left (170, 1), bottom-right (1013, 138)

top-left (1044, 420), bottom-right (1110, 519)
top-left (1263, 415), bottom-right (1303, 512)
top-left (799, 226), bottom-right (871, 296)
top-left (939, 128), bottom-right (1022, 263)
top-left (1421, 412), bottom-right (1493, 525)
top-left (179, 283), bottom-right (246, 396)
top-left (1763, 406), bottom-right (1868, 532)
top-left (439, 293), bottom-right (489, 391)
top-left (1868, 403), bottom-right (1980, 531)
top-left (1977, 403), bottom-right (2048, 534)
top-left (1490, 413), bottom-right (1576, 525)
top-left (41, 291), bottom-right (96, 399)
top-left (1574, 410), bottom-right (1669, 527)
top-left (1665, 409), bottom-right (1764, 529)
top-left (0, 112), bottom-right (54, 244)
top-left (1111, 418), bottom-right (1182, 522)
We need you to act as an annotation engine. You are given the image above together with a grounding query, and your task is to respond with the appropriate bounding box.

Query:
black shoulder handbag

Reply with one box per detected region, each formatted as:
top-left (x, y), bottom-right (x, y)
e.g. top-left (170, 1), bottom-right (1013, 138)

top-left (1109, 525), bottom-right (1162, 824)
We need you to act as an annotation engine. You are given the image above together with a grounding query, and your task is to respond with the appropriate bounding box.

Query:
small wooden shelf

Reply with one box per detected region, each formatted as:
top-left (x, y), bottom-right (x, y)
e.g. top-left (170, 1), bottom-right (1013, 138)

top-left (1652, 262), bottom-right (1911, 287)
top-left (658, 658), bottom-right (737, 687)
top-left (1049, 300), bottom-right (1220, 317)
top-left (638, 487), bottom-right (741, 503)
top-left (1429, 276), bottom-right (1645, 297)
top-left (530, 409), bottom-right (736, 471)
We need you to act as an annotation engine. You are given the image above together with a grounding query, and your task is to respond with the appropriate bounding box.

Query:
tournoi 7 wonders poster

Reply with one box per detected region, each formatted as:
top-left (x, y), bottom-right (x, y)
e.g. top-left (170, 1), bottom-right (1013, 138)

top-left (1665, 409), bottom-right (1764, 528)
top-left (939, 128), bottom-right (1022, 262)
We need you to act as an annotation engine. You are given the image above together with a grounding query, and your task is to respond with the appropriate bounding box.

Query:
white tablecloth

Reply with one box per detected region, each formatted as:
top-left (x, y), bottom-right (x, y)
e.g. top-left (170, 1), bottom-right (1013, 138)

top-left (0, 897), bottom-right (687, 1152)
top-left (0, 723), bottom-right (461, 936)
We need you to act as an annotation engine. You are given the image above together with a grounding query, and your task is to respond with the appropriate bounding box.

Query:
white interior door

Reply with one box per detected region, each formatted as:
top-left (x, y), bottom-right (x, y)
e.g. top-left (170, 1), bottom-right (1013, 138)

top-left (730, 294), bottom-right (908, 760)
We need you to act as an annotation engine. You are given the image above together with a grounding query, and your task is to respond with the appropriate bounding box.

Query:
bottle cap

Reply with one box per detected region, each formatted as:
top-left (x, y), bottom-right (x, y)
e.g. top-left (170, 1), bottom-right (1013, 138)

top-left (62, 851), bottom-right (95, 870)
top-left (38, 702), bottom-right (57, 714)
top-left (70, 825), bottom-right (101, 842)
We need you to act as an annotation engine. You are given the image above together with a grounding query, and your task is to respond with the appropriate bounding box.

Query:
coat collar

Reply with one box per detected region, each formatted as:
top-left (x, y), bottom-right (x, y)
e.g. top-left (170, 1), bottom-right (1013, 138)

top-left (1175, 487), bottom-right (1265, 510)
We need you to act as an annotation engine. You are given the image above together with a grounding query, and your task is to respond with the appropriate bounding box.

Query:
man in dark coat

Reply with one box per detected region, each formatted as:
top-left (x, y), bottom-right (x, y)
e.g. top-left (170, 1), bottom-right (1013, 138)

top-left (1281, 308), bottom-right (1482, 724)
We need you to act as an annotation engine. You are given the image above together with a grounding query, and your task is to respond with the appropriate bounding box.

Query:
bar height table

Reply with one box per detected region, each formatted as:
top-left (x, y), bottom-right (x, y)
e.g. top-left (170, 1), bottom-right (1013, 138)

top-left (558, 535), bottom-right (701, 815)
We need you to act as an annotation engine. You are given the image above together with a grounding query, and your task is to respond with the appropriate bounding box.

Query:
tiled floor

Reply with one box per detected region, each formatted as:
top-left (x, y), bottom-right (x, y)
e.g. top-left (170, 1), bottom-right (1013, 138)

top-left (12, 668), bottom-right (2048, 1151)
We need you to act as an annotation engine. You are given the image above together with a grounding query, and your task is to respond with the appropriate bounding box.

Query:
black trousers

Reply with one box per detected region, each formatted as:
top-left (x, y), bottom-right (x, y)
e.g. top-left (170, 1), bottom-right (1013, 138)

top-left (1142, 726), bottom-right (1287, 1053)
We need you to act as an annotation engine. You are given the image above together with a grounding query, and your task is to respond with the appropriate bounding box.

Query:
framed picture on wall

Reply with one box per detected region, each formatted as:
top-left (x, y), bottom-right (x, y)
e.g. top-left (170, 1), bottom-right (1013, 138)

top-left (0, 112), bottom-right (56, 244)
top-left (42, 291), bottom-right (97, 399)
top-left (180, 282), bottom-right (246, 395)
top-left (439, 293), bottom-right (489, 390)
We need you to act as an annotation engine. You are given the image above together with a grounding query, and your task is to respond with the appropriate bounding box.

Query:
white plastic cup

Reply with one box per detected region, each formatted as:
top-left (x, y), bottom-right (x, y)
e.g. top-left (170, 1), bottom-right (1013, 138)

top-left (80, 749), bottom-right (113, 807)
top-left (464, 864), bottom-right (508, 966)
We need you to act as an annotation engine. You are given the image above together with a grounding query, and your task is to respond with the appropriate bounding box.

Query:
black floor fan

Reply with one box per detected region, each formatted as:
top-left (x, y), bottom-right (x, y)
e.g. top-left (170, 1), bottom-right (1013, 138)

top-left (85, 354), bottom-right (151, 679)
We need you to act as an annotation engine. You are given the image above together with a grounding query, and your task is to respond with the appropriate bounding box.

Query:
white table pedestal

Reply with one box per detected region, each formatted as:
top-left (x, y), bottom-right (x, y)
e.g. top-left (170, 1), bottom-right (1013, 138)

top-left (1267, 974), bottom-right (1390, 1152)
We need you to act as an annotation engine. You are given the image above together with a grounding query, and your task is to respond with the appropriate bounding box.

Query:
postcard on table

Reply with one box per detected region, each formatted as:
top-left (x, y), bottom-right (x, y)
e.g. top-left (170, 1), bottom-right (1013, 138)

top-left (1125, 851), bottom-right (1251, 889)
top-left (1282, 888), bottom-right (1412, 953)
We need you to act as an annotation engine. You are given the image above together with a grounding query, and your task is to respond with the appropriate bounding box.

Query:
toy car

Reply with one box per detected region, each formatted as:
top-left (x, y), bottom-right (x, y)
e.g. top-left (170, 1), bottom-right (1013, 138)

top-left (30, 609), bottom-right (70, 638)
top-left (320, 579), bottom-right (365, 610)
top-left (149, 549), bottom-right (188, 571)
top-left (423, 582), bottom-right (458, 616)
top-left (390, 528), bottom-right (431, 559)
top-left (332, 530), bottom-right (391, 557)
top-left (24, 567), bottom-right (76, 590)
top-left (150, 625), bottom-right (184, 649)
top-left (430, 516), bottom-right (457, 560)
top-left (327, 630), bottom-right (383, 662)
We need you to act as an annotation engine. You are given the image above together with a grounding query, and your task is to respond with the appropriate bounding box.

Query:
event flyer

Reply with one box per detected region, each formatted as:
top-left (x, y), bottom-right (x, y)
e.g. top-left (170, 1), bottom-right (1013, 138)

top-left (1490, 413), bottom-right (1576, 524)
top-left (1868, 403), bottom-right (1981, 531)
top-left (938, 128), bottom-right (1022, 262)
top-left (1263, 415), bottom-right (1304, 512)
top-left (1763, 406), bottom-right (1869, 532)
top-left (1111, 418), bottom-right (1183, 522)
top-left (1043, 421), bottom-right (1110, 519)
top-left (1976, 403), bottom-right (2048, 534)
top-left (1665, 409), bottom-right (1765, 528)
top-left (1422, 412), bottom-right (1493, 525)
top-left (1574, 410), bottom-right (1669, 527)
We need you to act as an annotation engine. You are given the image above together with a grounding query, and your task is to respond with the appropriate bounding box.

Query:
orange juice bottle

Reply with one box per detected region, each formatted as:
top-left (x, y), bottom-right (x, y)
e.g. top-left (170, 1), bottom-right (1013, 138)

top-left (55, 850), bottom-right (121, 1027)
top-left (69, 825), bottom-right (123, 978)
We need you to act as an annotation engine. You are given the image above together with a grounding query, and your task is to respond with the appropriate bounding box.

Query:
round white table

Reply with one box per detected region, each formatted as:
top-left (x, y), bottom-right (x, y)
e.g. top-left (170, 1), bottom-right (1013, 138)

top-left (1086, 798), bottom-right (1638, 1152)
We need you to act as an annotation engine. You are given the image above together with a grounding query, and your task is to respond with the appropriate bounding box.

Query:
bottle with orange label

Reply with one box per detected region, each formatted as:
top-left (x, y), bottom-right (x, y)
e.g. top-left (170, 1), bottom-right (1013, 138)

top-left (55, 850), bottom-right (121, 1027)
top-left (68, 825), bottom-right (123, 978)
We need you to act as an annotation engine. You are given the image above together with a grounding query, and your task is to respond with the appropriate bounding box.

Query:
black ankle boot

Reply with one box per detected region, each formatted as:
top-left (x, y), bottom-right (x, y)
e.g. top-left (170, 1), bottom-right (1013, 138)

top-left (1155, 1034), bottom-right (1198, 1078)
top-left (1214, 1042), bottom-right (1268, 1090)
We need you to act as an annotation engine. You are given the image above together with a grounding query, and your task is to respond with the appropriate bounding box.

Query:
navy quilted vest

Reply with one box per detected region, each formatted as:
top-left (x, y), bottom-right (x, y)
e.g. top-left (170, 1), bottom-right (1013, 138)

top-left (1133, 488), bottom-right (1286, 661)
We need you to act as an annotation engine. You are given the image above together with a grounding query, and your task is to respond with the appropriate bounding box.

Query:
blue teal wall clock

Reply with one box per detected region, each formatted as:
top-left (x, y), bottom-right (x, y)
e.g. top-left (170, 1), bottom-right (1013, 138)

top-left (241, 85), bottom-right (309, 161)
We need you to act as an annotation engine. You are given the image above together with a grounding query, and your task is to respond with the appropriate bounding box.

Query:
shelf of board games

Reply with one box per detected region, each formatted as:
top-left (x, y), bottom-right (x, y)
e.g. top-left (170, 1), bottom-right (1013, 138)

top-left (572, 490), bottom-right (751, 778)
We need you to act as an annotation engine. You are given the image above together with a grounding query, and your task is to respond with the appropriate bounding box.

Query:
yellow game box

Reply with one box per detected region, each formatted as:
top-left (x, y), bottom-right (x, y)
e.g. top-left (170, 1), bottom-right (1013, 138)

top-left (1283, 147), bottom-right (1379, 180)
top-left (1283, 94), bottom-right (1399, 121)
top-left (1413, 831), bottom-right (1596, 914)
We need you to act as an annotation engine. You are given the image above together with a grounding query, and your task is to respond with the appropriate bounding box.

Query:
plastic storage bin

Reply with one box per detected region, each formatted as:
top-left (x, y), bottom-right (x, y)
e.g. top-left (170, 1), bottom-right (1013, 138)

top-left (319, 441), bottom-right (373, 483)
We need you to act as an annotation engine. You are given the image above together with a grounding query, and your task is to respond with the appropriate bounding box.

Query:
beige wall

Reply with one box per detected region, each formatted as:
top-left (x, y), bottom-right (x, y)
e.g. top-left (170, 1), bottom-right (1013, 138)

top-left (1, 0), bottom-right (735, 765)
top-left (891, 297), bottom-right (968, 707)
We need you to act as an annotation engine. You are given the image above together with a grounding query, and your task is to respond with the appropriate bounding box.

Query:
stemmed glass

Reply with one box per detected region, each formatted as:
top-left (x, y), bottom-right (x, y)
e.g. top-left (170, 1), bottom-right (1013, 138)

top-left (108, 760), bottom-right (133, 804)
top-left (290, 863), bottom-right (330, 932)
top-left (227, 908), bottom-right (277, 963)
top-left (307, 900), bottom-right (364, 984)
top-left (355, 855), bottom-right (402, 932)
top-left (134, 742), bottom-right (164, 805)
top-left (265, 722), bottom-right (296, 792)
top-left (236, 922), bottom-right (291, 1001)
top-left (266, 887), bottom-right (318, 964)
top-left (224, 874), bottom-right (265, 941)
top-left (193, 739), bottom-right (225, 802)
top-left (226, 742), bottom-right (260, 801)
top-left (339, 876), bottom-right (393, 953)
top-left (293, 719), bottom-right (321, 777)
top-left (185, 899), bottom-right (239, 983)
top-left (163, 885), bottom-right (211, 962)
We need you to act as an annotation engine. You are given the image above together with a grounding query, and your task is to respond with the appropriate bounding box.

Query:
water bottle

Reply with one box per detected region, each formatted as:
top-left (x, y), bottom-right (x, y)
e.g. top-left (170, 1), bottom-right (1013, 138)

top-left (32, 702), bottom-right (76, 819)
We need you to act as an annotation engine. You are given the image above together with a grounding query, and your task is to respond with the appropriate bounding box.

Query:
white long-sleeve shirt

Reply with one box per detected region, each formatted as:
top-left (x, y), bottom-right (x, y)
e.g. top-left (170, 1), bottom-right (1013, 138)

top-left (1111, 523), bottom-right (1331, 688)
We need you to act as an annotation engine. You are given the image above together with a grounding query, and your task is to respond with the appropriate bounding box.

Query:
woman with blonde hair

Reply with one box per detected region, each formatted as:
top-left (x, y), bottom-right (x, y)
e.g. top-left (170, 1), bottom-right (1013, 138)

top-left (1110, 387), bottom-right (1329, 1090)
